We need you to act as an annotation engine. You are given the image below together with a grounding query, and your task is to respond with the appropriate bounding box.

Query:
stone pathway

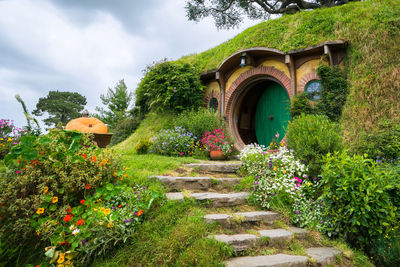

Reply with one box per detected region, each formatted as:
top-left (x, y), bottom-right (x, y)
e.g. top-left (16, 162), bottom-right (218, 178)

top-left (153, 161), bottom-right (341, 267)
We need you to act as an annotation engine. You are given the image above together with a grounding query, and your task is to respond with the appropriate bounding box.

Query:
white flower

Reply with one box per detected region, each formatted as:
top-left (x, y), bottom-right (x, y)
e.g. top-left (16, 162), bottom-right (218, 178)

top-left (72, 228), bottom-right (80, 235)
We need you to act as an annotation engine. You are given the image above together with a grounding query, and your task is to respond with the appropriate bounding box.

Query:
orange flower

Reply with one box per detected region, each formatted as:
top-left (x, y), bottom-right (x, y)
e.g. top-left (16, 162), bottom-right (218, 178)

top-left (137, 210), bottom-right (143, 216)
top-left (67, 206), bottom-right (71, 213)
top-left (52, 196), bottom-right (58, 203)
top-left (118, 204), bottom-right (122, 208)
top-left (82, 153), bottom-right (87, 159)
top-left (36, 208), bottom-right (44, 214)
top-left (80, 199), bottom-right (85, 205)
top-left (63, 214), bottom-right (72, 223)
top-left (43, 186), bottom-right (49, 194)
top-left (91, 156), bottom-right (97, 162)
top-left (85, 184), bottom-right (91, 190)
top-left (76, 219), bottom-right (84, 226)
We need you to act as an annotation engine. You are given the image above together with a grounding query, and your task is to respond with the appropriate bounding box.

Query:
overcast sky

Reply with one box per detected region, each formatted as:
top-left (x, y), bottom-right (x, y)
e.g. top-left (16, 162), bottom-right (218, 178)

top-left (0, 0), bottom-right (261, 129)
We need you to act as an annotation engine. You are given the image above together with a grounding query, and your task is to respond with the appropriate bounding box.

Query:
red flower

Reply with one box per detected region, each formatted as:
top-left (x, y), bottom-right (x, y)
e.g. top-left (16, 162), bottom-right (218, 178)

top-left (82, 153), bottom-right (87, 159)
top-left (85, 184), bottom-right (91, 190)
top-left (80, 199), bottom-right (85, 205)
top-left (63, 214), bottom-right (72, 223)
top-left (76, 219), bottom-right (84, 226)
top-left (67, 206), bottom-right (71, 213)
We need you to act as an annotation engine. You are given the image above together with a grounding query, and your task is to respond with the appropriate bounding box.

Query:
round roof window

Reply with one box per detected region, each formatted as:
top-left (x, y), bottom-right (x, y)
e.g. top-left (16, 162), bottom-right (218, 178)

top-left (209, 97), bottom-right (218, 113)
top-left (305, 80), bottom-right (322, 101)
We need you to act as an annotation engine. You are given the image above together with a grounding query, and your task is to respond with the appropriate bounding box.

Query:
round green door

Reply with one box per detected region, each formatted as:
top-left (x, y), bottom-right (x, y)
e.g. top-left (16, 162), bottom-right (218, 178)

top-left (255, 83), bottom-right (291, 146)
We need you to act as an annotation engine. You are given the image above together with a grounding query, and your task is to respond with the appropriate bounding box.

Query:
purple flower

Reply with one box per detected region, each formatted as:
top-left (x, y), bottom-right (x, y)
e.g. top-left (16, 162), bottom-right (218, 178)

top-left (81, 239), bottom-right (88, 246)
top-left (112, 206), bottom-right (116, 210)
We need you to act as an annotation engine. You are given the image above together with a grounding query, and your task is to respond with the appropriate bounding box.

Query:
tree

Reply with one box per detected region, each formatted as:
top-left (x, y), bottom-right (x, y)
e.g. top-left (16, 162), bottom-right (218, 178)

top-left (185, 0), bottom-right (359, 29)
top-left (33, 91), bottom-right (87, 128)
top-left (95, 79), bottom-right (133, 129)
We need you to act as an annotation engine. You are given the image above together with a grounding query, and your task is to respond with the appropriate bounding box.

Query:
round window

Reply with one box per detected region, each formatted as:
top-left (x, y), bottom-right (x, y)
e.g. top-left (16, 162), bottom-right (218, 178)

top-left (305, 80), bottom-right (322, 101)
top-left (208, 97), bottom-right (218, 113)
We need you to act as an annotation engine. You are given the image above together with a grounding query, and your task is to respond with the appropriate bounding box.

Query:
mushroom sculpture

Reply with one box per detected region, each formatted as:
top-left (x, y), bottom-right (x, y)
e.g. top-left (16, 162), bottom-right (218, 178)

top-left (66, 110), bottom-right (112, 148)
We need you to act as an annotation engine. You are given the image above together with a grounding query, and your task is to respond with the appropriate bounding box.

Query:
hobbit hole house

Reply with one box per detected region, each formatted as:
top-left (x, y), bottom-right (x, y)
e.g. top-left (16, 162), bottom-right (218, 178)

top-left (201, 41), bottom-right (347, 149)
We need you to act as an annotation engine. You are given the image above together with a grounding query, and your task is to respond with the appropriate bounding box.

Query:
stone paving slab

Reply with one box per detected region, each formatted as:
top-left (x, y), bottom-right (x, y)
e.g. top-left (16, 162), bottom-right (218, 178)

top-left (166, 192), bottom-right (249, 207)
top-left (212, 234), bottom-right (258, 251)
top-left (225, 254), bottom-right (309, 267)
top-left (153, 175), bottom-right (241, 191)
top-left (185, 163), bottom-right (242, 173)
top-left (259, 229), bottom-right (294, 245)
top-left (233, 211), bottom-right (280, 223)
top-left (288, 227), bottom-right (309, 238)
top-left (306, 247), bottom-right (341, 266)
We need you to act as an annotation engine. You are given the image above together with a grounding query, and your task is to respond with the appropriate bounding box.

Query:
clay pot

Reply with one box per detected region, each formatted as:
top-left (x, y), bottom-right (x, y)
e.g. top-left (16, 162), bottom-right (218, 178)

top-left (210, 150), bottom-right (225, 160)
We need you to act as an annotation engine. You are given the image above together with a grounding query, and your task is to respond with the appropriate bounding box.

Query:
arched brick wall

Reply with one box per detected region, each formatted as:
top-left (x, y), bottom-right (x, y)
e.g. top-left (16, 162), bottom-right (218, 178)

top-left (298, 70), bottom-right (320, 93)
top-left (224, 65), bottom-right (292, 150)
top-left (204, 90), bottom-right (220, 110)
top-left (225, 65), bottom-right (292, 119)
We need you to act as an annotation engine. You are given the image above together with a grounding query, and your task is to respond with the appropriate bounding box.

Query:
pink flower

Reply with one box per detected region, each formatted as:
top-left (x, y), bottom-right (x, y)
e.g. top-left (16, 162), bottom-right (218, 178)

top-left (16, 170), bottom-right (21, 174)
top-left (179, 152), bottom-right (184, 155)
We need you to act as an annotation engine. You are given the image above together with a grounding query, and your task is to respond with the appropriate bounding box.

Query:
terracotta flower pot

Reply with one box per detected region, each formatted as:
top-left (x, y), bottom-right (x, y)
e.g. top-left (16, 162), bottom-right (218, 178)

top-left (210, 150), bottom-right (225, 160)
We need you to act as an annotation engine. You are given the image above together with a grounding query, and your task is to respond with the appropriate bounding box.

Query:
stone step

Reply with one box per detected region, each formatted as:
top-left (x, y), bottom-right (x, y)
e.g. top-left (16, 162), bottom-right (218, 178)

top-left (288, 227), bottom-right (309, 239)
top-left (166, 192), bottom-right (249, 207)
top-left (210, 228), bottom-right (293, 251)
top-left (259, 229), bottom-right (294, 245)
top-left (185, 163), bottom-right (241, 173)
top-left (204, 211), bottom-right (280, 227)
top-left (212, 234), bottom-right (259, 252)
top-left (225, 254), bottom-right (308, 267)
top-left (152, 175), bottom-right (241, 191)
top-left (306, 247), bottom-right (341, 266)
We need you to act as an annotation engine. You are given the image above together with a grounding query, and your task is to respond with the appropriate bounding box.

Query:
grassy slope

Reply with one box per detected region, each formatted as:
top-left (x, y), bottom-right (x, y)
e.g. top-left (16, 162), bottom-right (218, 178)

top-left (179, 0), bottom-right (400, 151)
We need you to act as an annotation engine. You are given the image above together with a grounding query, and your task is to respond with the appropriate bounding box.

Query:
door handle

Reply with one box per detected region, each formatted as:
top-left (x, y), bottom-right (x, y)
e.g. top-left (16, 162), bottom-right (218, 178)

top-left (269, 115), bottom-right (274, 120)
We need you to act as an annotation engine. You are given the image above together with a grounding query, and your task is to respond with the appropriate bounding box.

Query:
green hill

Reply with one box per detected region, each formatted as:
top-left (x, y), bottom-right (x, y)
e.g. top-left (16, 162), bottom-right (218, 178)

top-left (178, 0), bottom-right (400, 151)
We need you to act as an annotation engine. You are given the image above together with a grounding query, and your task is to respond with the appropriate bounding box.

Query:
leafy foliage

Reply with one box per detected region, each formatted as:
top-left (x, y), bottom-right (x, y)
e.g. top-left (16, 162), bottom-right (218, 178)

top-left (33, 90), bottom-right (87, 128)
top-left (290, 92), bottom-right (314, 118)
top-left (320, 151), bottom-right (400, 254)
top-left (0, 130), bottom-right (159, 265)
top-left (286, 114), bottom-right (343, 177)
top-left (135, 138), bottom-right (153, 155)
top-left (135, 60), bottom-right (204, 114)
top-left (0, 119), bottom-right (26, 159)
top-left (185, 0), bottom-right (357, 29)
top-left (110, 116), bottom-right (141, 146)
top-left (150, 127), bottom-right (197, 157)
top-left (95, 79), bottom-right (134, 129)
top-left (172, 109), bottom-right (224, 139)
top-left (315, 65), bottom-right (349, 122)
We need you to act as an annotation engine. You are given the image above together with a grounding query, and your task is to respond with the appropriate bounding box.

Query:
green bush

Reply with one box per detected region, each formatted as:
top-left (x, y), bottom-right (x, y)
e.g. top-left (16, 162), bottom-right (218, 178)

top-left (320, 151), bottom-right (400, 252)
top-left (290, 92), bottom-right (314, 118)
top-left (354, 119), bottom-right (400, 161)
top-left (110, 116), bottom-right (141, 146)
top-left (315, 65), bottom-right (348, 122)
top-left (0, 130), bottom-right (158, 266)
top-left (135, 138), bottom-right (153, 154)
top-left (135, 60), bottom-right (204, 114)
top-left (286, 114), bottom-right (343, 177)
top-left (150, 127), bottom-right (197, 157)
top-left (173, 109), bottom-right (224, 139)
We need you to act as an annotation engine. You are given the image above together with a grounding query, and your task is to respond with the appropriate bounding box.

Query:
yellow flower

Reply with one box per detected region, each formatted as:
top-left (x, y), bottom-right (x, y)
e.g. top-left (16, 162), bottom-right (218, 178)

top-left (107, 222), bottom-right (113, 228)
top-left (43, 186), bottom-right (49, 194)
top-left (282, 170), bottom-right (286, 174)
top-left (57, 253), bottom-right (65, 264)
top-left (113, 172), bottom-right (117, 177)
top-left (7, 137), bottom-right (12, 142)
top-left (57, 265), bottom-right (63, 267)
top-left (36, 230), bottom-right (41, 236)
top-left (36, 208), bottom-right (44, 214)
top-left (52, 196), bottom-right (58, 203)
top-left (99, 221), bottom-right (104, 226)
top-left (307, 182), bottom-right (311, 187)
top-left (124, 173), bottom-right (129, 178)
top-left (103, 208), bottom-right (111, 215)
top-left (273, 166), bottom-right (278, 171)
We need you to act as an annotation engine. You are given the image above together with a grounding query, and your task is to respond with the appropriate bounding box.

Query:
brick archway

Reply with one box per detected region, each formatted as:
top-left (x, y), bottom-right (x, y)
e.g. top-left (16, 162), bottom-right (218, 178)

top-left (298, 70), bottom-right (320, 93)
top-left (224, 66), bottom-right (292, 150)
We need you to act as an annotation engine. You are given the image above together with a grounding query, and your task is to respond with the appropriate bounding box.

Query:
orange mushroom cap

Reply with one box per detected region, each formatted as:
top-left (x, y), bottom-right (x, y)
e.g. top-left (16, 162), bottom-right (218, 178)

top-left (65, 117), bottom-right (108, 133)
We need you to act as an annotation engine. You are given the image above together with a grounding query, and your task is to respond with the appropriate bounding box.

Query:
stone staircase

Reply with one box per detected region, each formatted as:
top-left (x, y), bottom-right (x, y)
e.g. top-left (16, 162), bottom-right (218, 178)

top-left (153, 161), bottom-right (341, 267)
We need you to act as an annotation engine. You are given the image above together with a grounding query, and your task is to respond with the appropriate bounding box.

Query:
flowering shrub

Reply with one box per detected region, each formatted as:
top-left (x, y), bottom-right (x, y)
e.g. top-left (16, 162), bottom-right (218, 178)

top-left (0, 119), bottom-right (26, 159)
top-left (201, 129), bottom-right (233, 156)
top-left (240, 145), bottom-right (308, 209)
top-left (0, 129), bottom-right (158, 265)
top-left (150, 127), bottom-right (197, 156)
